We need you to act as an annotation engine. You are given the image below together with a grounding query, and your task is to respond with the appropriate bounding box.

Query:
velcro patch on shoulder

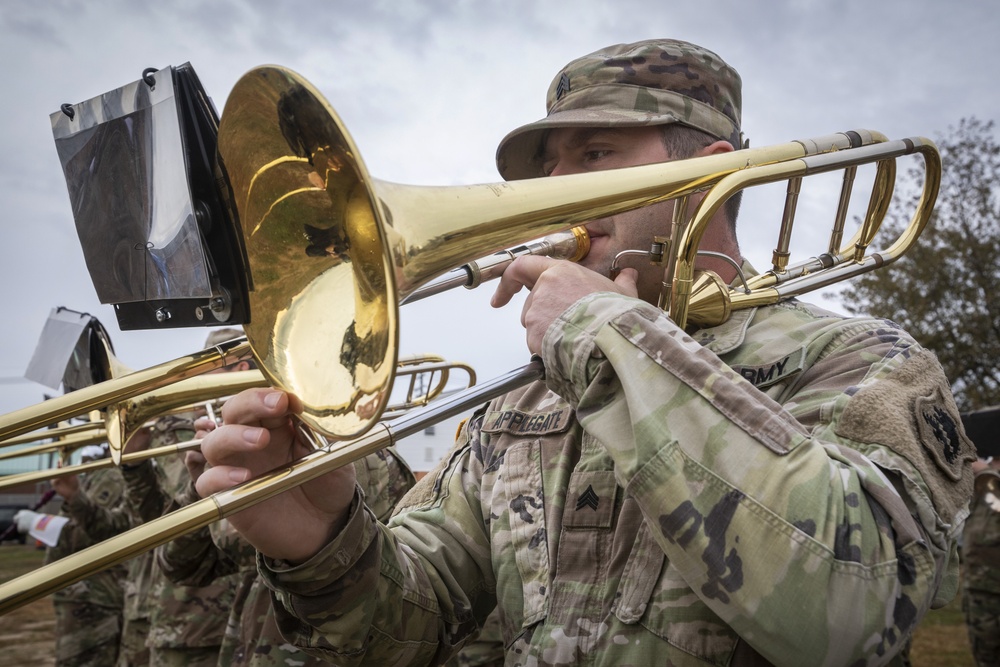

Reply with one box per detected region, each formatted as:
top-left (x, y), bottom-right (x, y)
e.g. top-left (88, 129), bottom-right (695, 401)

top-left (835, 349), bottom-right (976, 524)
top-left (481, 407), bottom-right (574, 436)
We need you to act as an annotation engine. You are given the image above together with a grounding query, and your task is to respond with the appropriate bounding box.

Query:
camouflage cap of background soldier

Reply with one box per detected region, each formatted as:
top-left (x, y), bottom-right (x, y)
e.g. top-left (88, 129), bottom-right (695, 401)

top-left (495, 39), bottom-right (744, 181)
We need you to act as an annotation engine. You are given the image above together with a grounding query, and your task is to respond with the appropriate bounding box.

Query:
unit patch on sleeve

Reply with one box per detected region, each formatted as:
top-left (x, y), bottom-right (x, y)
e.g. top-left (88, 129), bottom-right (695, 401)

top-left (914, 385), bottom-right (976, 483)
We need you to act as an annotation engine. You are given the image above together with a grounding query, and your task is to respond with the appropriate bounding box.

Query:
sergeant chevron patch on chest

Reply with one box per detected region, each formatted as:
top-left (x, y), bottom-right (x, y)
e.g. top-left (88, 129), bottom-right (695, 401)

top-left (575, 485), bottom-right (600, 511)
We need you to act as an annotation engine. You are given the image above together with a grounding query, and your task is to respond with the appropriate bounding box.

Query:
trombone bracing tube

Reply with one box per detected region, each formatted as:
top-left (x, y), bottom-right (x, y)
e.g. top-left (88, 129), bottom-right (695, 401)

top-left (0, 438), bottom-right (205, 492)
top-left (0, 428), bottom-right (109, 462)
top-left (0, 422), bottom-right (104, 449)
top-left (0, 360), bottom-right (544, 615)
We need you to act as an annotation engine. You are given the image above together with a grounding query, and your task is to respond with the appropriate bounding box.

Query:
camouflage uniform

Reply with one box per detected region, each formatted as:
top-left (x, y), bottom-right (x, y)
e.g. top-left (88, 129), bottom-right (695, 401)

top-left (258, 295), bottom-right (973, 666)
top-left (48, 467), bottom-right (128, 666)
top-left (445, 609), bottom-right (504, 667)
top-left (119, 551), bottom-right (154, 666)
top-left (227, 39), bottom-right (972, 666)
top-left (157, 446), bottom-right (416, 666)
top-left (120, 414), bottom-right (240, 667)
top-left (116, 469), bottom-right (175, 667)
top-left (962, 465), bottom-right (1000, 665)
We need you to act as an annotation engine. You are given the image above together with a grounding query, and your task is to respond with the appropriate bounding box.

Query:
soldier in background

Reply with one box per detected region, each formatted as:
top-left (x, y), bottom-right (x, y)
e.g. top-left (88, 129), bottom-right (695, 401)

top-left (118, 412), bottom-right (241, 667)
top-left (962, 455), bottom-right (1000, 666)
top-left (42, 445), bottom-right (127, 666)
top-left (118, 327), bottom-right (250, 666)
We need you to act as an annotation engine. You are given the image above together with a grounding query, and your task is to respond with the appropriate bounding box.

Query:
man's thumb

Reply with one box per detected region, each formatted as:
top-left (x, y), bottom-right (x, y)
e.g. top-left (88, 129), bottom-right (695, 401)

top-left (614, 267), bottom-right (639, 296)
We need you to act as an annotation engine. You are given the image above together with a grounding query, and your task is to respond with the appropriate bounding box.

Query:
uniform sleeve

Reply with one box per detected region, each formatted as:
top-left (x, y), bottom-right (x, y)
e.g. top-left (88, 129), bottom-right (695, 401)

top-left (119, 460), bottom-right (170, 525)
top-left (62, 470), bottom-right (133, 542)
top-left (540, 293), bottom-right (974, 665)
top-left (157, 519), bottom-right (243, 586)
top-left (355, 446), bottom-right (418, 522)
top-left (258, 416), bottom-right (494, 667)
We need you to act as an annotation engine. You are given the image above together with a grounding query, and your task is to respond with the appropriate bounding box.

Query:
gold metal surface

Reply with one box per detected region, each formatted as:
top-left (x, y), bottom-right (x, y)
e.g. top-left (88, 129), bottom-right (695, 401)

top-left (0, 339), bottom-right (254, 464)
top-left (0, 438), bottom-right (205, 491)
top-left (670, 137), bottom-right (940, 329)
top-left (218, 66), bottom-right (877, 441)
top-left (0, 421), bottom-right (105, 449)
top-left (0, 428), bottom-right (108, 462)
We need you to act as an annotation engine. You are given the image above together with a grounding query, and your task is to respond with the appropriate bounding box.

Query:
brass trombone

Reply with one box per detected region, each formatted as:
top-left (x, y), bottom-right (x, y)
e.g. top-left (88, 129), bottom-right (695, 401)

top-left (0, 355), bottom-right (475, 490)
top-left (222, 66), bottom-right (906, 443)
top-left (0, 65), bottom-right (940, 613)
top-left (0, 419), bottom-right (105, 450)
top-left (0, 426), bottom-right (108, 464)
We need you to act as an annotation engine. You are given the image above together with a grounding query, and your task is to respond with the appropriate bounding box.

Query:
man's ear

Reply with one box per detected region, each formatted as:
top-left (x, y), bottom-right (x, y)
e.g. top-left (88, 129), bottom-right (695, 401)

top-left (700, 139), bottom-right (735, 157)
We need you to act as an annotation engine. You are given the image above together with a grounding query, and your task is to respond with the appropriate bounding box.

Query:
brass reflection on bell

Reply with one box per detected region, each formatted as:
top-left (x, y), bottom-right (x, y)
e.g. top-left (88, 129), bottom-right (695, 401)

top-left (218, 68), bottom-right (396, 440)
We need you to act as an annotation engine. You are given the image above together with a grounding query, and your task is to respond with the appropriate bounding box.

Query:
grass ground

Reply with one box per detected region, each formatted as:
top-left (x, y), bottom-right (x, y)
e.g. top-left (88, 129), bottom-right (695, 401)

top-left (0, 543), bottom-right (979, 665)
top-left (0, 543), bottom-right (56, 666)
top-left (909, 589), bottom-right (976, 667)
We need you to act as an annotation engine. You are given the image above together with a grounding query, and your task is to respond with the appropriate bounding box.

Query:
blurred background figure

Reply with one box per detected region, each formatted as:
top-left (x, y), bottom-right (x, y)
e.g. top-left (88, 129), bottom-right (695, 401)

top-left (962, 454), bottom-right (1000, 666)
top-left (14, 444), bottom-right (128, 667)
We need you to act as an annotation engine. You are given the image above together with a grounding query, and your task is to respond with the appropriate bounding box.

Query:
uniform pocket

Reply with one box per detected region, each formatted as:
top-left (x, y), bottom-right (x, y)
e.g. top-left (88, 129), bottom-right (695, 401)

top-left (614, 519), bottom-right (739, 665)
top-left (502, 440), bottom-right (550, 627)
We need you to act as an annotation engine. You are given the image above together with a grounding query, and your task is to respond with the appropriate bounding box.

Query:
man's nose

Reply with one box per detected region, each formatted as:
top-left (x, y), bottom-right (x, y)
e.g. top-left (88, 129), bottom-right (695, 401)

top-left (547, 160), bottom-right (580, 177)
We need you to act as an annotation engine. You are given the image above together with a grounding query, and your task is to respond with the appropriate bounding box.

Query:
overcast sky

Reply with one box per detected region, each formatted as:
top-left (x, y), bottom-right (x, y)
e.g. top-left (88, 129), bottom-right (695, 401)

top-left (0, 0), bottom-right (997, 422)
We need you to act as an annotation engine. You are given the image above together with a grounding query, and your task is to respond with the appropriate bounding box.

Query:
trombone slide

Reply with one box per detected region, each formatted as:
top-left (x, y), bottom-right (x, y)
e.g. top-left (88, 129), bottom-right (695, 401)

top-left (0, 361), bottom-right (544, 615)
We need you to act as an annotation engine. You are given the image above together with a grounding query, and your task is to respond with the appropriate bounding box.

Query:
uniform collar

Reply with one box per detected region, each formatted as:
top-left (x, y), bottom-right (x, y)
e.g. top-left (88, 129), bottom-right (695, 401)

top-left (691, 307), bottom-right (756, 354)
top-left (689, 259), bottom-right (758, 354)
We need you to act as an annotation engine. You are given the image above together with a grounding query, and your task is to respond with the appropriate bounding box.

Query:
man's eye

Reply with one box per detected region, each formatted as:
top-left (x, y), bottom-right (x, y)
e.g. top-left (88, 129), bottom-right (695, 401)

top-left (584, 149), bottom-right (611, 162)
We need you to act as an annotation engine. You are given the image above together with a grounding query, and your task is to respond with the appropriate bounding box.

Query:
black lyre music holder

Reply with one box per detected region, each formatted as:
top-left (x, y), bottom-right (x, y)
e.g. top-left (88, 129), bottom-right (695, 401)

top-left (50, 63), bottom-right (250, 331)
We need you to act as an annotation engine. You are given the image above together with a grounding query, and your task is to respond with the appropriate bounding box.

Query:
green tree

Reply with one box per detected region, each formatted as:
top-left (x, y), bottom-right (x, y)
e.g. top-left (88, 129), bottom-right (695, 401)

top-left (839, 117), bottom-right (1000, 411)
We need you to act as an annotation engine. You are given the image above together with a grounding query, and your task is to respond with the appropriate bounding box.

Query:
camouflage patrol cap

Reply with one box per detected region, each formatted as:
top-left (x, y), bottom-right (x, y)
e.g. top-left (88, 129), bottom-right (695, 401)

top-left (496, 39), bottom-right (744, 181)
top-left (203, 327), bottom-right (243, 348)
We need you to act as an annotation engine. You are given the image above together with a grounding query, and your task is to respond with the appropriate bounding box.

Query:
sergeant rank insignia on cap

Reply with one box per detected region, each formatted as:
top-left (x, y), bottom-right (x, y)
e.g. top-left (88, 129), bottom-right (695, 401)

top-left (555, 73), bottom-right (571, 100)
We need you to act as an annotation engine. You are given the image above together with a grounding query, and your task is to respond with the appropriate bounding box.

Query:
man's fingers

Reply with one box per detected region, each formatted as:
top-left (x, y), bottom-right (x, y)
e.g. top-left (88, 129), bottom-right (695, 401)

top-left (195, 464), bottom-right (251, 497)
top-left (491, 256), bottom-right (553, 308)
top-left (193, 416), bottom-right (216, 440)
top-left (185, 450), bottom-right (207, 467)
top-left (200, 422), bottom-right (271, 467)
top-left (219, 388), bottom-right (294, 429)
